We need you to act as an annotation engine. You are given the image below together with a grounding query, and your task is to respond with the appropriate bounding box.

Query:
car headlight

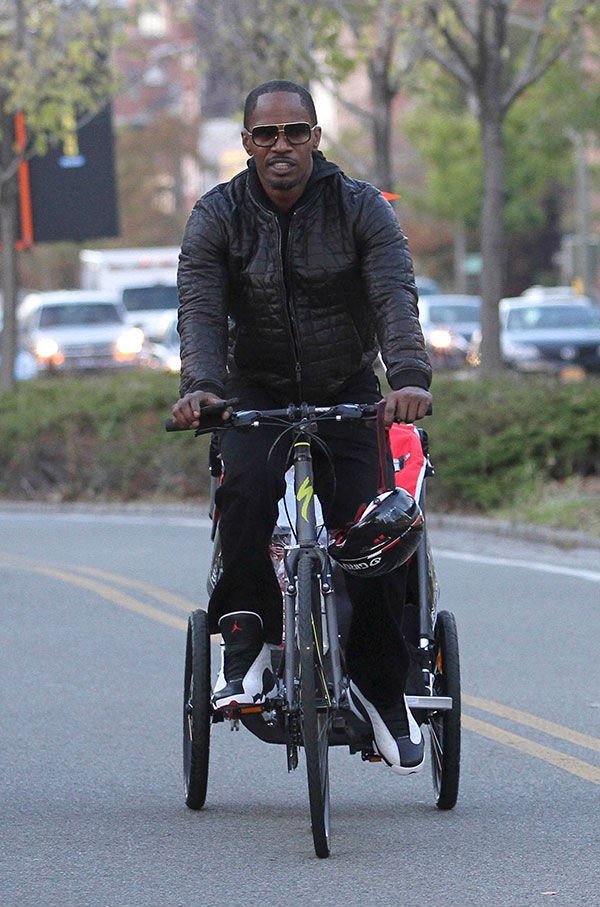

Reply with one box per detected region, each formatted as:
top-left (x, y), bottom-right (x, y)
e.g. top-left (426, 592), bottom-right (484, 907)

top-left (166, 354), bottom-right (181, 373)
top-left (503, 341), bottom-right (540, 360)
top-left (35, 337), bottom-right (60, 359)
top-left (114, 327), bottom-right (144, 356)
top-left (429, 329), bottom-right (454, 349)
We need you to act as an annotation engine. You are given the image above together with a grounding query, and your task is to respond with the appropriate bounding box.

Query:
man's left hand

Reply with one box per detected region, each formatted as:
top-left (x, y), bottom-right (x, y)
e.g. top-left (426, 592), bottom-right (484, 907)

top-left (381, 387), bottom-right (432, 427)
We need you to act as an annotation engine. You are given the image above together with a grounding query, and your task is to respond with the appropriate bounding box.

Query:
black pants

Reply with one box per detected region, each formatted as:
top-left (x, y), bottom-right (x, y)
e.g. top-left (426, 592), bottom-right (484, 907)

top-left (209, 373), bottom-right (410, 707)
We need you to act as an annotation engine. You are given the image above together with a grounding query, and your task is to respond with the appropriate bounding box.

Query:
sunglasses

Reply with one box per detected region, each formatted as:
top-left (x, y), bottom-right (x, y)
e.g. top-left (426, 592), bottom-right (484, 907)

top-left (247, 122), bottom-right (319, 147)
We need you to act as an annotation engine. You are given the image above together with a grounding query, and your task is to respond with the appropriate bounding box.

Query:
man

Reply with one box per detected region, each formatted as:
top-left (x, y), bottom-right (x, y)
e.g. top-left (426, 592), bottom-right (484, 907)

top-left (172, 80), bottom-right (432, 775)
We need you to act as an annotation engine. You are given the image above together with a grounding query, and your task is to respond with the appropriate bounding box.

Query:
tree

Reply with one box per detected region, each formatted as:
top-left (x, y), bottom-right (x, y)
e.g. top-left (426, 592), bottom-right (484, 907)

top-left (191, 0), bottom-right (423, 190)
top-left (188, 1), bottom-right (599, 374)
top-left (402, 57), bottom-right (600, 289)
top-left (409, 0), bottom-right (599, 374)
top-left (115, 112), bottom-right (203, 247)
top-left (0, 0), bottom-right (121, 392)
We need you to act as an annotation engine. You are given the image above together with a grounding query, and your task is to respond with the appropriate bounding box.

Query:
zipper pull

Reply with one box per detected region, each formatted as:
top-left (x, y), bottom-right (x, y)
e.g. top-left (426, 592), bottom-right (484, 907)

top-left (295, 361), bottom-right (302, 385)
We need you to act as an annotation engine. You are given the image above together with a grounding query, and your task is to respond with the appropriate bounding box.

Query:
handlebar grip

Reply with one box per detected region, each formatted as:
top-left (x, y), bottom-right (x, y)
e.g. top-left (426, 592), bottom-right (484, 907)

top-left (165, 399), bottom-right (238, 432)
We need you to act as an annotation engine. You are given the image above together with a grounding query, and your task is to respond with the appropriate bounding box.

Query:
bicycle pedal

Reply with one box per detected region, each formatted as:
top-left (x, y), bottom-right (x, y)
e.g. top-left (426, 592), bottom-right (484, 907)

top-left (361, 749), bottom-right (382, 763)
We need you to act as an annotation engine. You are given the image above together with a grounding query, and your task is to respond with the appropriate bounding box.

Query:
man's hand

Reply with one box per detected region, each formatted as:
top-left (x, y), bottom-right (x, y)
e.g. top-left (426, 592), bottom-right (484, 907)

top-left (381, 387), bottom-right (432, 427)
top-left (171, 390), bottom-right (229, 430)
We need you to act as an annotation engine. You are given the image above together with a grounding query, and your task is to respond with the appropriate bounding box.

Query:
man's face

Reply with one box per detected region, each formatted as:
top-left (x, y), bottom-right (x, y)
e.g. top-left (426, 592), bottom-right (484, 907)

top-left (242, 91), bottom-right (321, 195)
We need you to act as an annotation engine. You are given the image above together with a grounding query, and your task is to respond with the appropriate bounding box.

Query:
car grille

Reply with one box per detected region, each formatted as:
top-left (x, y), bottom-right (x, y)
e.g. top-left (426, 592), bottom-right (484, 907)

top-left (63, 342), bottom-right (115, 357)
top-left (535, 341), bottom-right (600, 367)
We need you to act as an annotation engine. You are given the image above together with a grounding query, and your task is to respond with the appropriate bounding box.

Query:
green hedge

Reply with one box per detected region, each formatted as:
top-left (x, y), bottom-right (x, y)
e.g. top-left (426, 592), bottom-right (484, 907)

top-left (0, 371), bottom-right (213, 501)
top-left (426, 374), bottom-right (600, 511)
top-left (0, 371), bottom-right (598, 513)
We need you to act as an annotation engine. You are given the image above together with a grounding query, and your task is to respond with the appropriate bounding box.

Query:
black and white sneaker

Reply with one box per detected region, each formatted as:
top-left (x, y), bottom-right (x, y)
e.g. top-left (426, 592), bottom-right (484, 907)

top-left (212, 611), bottom-right (277, 710)
top-left (348, 680), bottom-right (424, 775)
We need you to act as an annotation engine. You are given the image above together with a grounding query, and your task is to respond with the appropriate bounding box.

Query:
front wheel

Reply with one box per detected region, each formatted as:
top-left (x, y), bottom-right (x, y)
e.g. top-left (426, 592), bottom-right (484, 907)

top-left (183, 609), bottom-right (211, 809)
top-left (429, 609), bottom-right (461, 809)
top-left (297, 556), bottom-right (331, 858)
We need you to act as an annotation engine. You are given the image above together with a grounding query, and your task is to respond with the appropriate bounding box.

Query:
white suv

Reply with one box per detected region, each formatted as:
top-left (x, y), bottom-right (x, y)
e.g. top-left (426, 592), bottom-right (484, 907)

top-left (18, 290), bottom-right (146, 372)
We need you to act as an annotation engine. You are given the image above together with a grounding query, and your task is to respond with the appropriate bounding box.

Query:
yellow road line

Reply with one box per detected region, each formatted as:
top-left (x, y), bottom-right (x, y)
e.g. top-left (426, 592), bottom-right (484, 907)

top-left (3, 552), bottom-right (599, 784)
top-left (462, 714), bottom-right (600, 785)
top-left (463, 694), bottom-right (600, 753)
top-left (67, 564), bottom-right (197, 614)
top-left (16, 561), bottom-right (188, 632)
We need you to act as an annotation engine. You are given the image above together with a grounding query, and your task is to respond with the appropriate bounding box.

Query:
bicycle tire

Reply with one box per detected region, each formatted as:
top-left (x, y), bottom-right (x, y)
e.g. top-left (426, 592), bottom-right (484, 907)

top-left (429, 609), bottom-right (461, 810)
top-left (183, 609), bottom-right (211, 809)
top-left (297, 556), bottom-right (331, 858)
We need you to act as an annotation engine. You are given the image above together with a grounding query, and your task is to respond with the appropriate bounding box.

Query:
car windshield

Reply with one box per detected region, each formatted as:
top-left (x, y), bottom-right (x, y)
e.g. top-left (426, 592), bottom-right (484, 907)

top-left (121, 285), bottom-right (179, 312)
top-left (38, 303), bottom-right (122, 327)
top-left (506, 305), bottom-right (600, 331)
top-left (428, 304), bottom-right (480, 324)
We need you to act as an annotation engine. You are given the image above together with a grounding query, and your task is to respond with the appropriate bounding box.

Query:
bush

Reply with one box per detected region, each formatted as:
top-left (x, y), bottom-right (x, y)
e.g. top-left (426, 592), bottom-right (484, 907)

top-left (0, 371), bottom-right (212, 501)
top-left (425, 373), bottom-right (600, 511)
top-left (1, 371), bottom-right (598, 513)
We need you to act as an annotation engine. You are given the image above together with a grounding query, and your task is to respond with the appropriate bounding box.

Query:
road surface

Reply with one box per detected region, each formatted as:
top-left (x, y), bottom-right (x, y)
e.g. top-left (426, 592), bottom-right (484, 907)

top-left (1, 506), bottom-right (598, 906)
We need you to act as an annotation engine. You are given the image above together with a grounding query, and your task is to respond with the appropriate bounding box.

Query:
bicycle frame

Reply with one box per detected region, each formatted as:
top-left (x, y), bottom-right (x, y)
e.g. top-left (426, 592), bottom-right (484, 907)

top-left (282, 423), bottom-right (344, 713)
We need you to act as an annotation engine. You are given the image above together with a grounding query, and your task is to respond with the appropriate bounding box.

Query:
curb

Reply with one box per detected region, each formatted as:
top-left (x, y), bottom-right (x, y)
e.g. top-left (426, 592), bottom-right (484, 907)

top-left (0, 499), bottom-right (599, 550)
top-left (427, 511), bottom-right (600, 550)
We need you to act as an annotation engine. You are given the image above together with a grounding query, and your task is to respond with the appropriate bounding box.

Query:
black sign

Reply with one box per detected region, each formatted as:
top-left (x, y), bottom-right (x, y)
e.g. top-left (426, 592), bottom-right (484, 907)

top-left (27, 104), bottom-right (119, 242)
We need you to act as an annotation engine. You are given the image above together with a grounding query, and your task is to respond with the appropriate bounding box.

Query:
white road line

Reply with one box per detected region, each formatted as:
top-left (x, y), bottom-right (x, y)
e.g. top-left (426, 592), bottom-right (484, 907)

top-left (434, 548), bottom-right (600, 583)
top-left (0, 511), bottom-right (213, 528)
top-left (1, 511), bottom-right (598, 581)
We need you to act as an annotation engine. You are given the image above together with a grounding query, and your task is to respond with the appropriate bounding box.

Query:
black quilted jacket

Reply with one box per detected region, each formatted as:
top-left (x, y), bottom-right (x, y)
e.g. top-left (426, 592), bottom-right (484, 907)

top-left (177, 152), bottom-right (431, 403)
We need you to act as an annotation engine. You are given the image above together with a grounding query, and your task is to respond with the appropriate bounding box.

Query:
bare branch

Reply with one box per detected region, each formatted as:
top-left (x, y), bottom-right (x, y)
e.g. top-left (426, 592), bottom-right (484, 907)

top-left (502, 1), bottom-right (588, 110)
top-left (326, 83), bottom-right (376, 127)
top-left (415, 31), bottom-right (476, 90)
top-left (322, 134), bottom-right (371, 180)
top-left (424, 1), bottom-right (479, 85)
top-left (445, 0), bottom-right (478, 42)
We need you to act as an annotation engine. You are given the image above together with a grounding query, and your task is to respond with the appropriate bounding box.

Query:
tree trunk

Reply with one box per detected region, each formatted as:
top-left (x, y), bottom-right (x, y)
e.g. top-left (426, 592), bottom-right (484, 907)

top-left (479, 111), bottom-right (505, 375)
top-left (0, 174), bottom-right (19, 394)
top-left (367, 57), bottom-right (394, 191)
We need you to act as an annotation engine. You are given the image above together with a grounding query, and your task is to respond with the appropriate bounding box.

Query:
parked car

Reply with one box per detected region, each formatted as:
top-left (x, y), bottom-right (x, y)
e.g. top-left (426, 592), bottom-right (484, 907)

top-left (18, 290), bottom-right (147, 373)
top-left (520, 285), bottom-right (597, 304)
top-left (418, 294), bottom-right (481, 368)
top-left (468, 298), bottom-right (600, 373)
top-left (415, 275), bottom-right (442, 296)
top-left (120, 283), bottom-right (178, 341)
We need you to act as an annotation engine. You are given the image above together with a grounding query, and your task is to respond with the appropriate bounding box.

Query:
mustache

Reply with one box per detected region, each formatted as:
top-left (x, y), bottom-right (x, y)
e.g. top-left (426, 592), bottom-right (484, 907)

top-left (267, 156), bottom-right (295, 163)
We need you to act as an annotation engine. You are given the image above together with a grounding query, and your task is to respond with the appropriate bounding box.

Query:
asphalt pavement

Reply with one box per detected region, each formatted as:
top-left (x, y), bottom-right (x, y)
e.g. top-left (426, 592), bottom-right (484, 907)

top-left (1, 505), bottom-right (598, 907)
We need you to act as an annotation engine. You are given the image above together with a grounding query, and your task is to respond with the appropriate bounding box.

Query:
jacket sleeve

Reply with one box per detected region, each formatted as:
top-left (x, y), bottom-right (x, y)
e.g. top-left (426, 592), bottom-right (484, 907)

top-left (355, 188), bottom-right (431, 391)
top-left (177, 195), bottom-right (230, 398)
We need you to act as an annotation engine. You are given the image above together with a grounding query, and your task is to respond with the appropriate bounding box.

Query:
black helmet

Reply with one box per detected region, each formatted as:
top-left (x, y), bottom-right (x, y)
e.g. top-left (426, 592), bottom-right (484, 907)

top-left (328, 487), bottom-right (423, 577)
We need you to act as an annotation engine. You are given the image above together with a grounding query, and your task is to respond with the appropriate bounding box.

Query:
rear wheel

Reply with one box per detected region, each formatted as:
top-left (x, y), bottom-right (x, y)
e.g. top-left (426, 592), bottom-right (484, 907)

top-left (183, 609), bottom-right (211, 809)
top-left (429, 609), bottom-right (461, 809)
top-left (297, 556), bottom-right (331, 858)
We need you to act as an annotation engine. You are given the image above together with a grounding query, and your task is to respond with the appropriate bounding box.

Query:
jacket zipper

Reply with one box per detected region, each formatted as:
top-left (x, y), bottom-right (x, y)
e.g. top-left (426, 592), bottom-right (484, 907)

top-left (247, 180), bottom-right (309, 400)
top-left (284, 212), bottom-right (303, 399)
top-left (273, 215), bottom-right (303, 399)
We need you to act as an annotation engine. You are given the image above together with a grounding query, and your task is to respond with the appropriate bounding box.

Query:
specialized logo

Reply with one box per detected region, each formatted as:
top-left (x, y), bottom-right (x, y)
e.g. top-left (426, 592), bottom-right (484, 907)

top-left (296, 477), bottom-right (314, 522)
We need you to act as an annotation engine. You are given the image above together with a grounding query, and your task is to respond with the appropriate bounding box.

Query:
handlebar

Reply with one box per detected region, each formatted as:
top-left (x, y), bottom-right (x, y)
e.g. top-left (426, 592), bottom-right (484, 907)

top-left (165, 399), bottom-right (432, 434)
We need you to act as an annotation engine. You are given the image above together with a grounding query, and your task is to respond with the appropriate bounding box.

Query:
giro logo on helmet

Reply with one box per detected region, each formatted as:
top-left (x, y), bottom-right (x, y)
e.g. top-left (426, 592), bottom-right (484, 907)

top-left (328, 486), bottom-right (423, 577)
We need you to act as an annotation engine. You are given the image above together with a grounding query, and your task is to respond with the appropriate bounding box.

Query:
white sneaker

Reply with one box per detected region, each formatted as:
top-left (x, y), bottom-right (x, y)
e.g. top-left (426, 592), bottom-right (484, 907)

top-left (348, 681), bottom-right (424, 775)
top-left (212, 611), bottom-right (277, 710)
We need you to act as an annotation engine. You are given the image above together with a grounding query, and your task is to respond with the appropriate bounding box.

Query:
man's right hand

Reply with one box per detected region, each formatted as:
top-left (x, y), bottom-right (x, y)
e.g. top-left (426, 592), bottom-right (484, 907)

top-left (171, 391), bottom-right (229, 430)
